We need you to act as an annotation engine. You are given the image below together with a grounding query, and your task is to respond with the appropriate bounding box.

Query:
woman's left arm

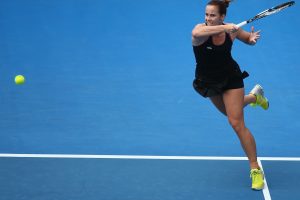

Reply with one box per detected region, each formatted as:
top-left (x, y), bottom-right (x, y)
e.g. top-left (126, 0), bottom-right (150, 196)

top-left (236, 26), bottom-right (261, 45)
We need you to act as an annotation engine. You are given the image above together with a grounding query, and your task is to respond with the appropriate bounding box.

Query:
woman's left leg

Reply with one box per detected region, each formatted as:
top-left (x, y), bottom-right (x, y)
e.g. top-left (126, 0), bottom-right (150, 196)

top-left (244, 94), bottom-right (256, 107)
top-left (222, 88), bottom-right (259, 169)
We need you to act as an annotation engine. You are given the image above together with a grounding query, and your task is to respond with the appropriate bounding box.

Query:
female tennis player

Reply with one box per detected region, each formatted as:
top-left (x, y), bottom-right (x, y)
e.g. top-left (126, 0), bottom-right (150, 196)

top-left (192, 0), bottom-right (268, 190)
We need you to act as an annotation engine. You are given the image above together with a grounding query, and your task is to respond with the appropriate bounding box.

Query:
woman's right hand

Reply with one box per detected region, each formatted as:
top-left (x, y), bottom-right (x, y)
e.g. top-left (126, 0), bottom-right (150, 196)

top-left (224, 24), bottom-right (239, 33)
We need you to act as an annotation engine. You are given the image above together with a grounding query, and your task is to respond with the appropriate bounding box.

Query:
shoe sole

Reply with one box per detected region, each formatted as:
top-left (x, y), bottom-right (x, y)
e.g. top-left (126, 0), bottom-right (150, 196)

top-left (252, 186), bottom-right (264, 190)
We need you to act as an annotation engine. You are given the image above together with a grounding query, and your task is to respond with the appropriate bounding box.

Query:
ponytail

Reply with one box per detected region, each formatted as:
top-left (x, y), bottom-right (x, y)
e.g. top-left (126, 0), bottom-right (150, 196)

top-left (223, 0), bottom-right (233, 8)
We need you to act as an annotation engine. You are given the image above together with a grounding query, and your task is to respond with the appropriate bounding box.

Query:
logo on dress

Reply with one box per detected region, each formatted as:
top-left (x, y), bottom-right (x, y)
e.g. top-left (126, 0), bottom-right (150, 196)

top-left (207, 46), bottom-right (213, 50)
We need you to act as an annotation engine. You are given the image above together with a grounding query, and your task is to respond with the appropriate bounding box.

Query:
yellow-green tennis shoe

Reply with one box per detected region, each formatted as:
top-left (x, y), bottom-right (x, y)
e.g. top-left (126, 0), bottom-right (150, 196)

top-left (249, 84), bottom-right (269, 110)
top-left (250, 169), bottom-right (265, 190)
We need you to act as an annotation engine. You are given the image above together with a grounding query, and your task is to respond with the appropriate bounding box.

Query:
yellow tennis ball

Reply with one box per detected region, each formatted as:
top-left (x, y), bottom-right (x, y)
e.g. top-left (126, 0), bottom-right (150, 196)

top-left (15, 75), bottom-right (25, 85)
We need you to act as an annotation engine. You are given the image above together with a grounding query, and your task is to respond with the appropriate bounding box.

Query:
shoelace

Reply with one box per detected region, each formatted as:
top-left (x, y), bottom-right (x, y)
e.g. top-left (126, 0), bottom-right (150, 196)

top-left (250, 170), bottom-right (263, 179)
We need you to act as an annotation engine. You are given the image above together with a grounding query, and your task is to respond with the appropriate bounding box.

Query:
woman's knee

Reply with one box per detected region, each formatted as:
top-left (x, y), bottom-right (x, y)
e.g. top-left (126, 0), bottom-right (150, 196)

top-left (228, 117), bottom-right (245, 132)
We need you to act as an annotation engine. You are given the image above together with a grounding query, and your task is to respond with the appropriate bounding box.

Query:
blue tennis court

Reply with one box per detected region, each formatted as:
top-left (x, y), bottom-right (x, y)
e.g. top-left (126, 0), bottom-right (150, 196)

top-left (0, 0), bottom-right (299, 199)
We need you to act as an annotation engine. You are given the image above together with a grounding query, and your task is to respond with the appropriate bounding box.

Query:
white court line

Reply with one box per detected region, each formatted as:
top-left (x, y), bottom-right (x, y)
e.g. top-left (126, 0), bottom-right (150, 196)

top-left (0, 154), bottom-right (249, 160)
top-left (259, 157), bottom-right (300, 161)
top-left (0, 154), bottom-right (300, 161)
top-left (258, 158), bottom-right (272, 200)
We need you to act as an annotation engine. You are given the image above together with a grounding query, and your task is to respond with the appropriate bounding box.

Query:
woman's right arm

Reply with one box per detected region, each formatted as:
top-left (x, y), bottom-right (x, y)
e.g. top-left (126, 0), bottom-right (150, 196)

top-left (191, 23), bottom-right (238, 46)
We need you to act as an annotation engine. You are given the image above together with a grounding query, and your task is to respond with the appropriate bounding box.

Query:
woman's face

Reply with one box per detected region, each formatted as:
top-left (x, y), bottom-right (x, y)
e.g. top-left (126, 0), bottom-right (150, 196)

top-left (205, 5), bottom-right (225, 26)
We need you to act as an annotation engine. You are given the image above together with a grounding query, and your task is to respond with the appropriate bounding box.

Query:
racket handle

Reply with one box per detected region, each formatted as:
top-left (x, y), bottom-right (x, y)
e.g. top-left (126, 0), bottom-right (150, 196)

top-left (236, 21), bottom-right (247, 28)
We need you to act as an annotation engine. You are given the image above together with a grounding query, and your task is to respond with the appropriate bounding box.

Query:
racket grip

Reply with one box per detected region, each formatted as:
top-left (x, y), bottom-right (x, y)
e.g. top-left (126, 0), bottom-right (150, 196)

top-left (236, 21), bottom-right (247, 28)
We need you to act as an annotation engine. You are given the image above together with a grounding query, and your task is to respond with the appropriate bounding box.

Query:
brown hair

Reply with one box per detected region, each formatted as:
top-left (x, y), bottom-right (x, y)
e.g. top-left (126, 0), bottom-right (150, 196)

top-left (207, 0), bottom-right (233, 16)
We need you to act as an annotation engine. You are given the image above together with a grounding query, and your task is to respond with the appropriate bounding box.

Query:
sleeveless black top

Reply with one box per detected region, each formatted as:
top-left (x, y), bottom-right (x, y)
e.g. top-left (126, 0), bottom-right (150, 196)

top-left (193, 32), bottom-right (240, 82)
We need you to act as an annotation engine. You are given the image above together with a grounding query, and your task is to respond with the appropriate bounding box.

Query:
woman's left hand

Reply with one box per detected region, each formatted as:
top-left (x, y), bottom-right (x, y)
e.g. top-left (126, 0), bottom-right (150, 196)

top-left (249, 26), bottom-right (261, 45)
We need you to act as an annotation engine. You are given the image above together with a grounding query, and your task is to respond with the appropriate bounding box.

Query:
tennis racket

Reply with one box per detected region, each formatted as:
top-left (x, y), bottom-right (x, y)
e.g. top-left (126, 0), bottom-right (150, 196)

top-left (237, 1), bottom-right (295, 28)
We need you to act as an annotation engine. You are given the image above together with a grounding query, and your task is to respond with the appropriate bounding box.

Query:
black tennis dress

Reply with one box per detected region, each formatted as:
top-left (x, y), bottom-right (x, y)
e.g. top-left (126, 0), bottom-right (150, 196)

top-left (192, 32), bottom-right (248, 98)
